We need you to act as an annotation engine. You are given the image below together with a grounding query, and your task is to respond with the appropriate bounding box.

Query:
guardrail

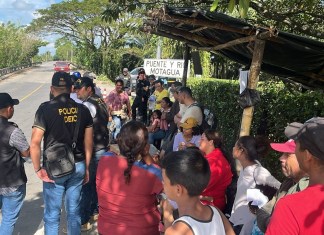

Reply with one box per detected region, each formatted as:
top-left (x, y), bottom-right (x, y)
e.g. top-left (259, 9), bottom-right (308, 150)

top-left (0, 62), bottom-right (42, 78)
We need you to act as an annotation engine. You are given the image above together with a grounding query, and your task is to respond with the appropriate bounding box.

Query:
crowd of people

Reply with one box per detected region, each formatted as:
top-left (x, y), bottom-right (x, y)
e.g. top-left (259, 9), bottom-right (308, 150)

top-left (0, 68), bottom-right (323, 235)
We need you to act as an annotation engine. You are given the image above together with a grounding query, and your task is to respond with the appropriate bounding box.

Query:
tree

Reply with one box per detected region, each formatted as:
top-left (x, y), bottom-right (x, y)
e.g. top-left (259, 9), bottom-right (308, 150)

top-left (0, 23), bottom-right (46, 68)
top-left (54, 38), bottom-right (75, 62)
top-left (28, 0), bottom-right (159, 79)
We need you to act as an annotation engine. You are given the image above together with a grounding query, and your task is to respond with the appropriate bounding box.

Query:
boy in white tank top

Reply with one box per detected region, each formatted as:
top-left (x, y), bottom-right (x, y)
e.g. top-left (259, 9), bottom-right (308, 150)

top-left (161, 149), bottom-right (235, 235)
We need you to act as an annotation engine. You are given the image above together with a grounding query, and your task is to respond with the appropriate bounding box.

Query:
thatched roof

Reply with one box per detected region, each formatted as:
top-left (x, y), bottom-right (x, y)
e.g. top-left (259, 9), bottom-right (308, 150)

top-left (145, 6), bottom-right (324, 89)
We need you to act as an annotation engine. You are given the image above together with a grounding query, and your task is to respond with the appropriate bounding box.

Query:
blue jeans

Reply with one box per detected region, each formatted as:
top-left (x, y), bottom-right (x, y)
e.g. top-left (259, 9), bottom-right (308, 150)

top-left (80, 149), bottom-right (106, 224)
top-left (111, 115), bottom-right (125, 139)
top-left (43, 161), bottom-right (85, 235)
top-left (148, 130), bottom-right (166, 144)
top-left (0, 184), bottom-right (26, 235)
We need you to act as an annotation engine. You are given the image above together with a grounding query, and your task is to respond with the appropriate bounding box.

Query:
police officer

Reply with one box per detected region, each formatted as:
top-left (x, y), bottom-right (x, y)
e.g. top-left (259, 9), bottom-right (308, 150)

top-left (30, 71), bottom-right (93, 235)
top-left (0, 93), bottom-right (29, 235)
top-left (74, 76), bottom-right (109, 231)
top-left (131, 68), bottom-right (150, 124)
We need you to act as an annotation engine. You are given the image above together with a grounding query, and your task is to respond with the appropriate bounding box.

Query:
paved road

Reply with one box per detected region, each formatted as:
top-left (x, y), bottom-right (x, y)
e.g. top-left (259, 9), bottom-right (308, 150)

top-left (0, 62), bottom-right (113, 235)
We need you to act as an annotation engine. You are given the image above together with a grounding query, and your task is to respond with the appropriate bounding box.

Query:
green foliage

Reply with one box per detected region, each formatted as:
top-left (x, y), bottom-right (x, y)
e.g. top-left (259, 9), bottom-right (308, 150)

top-left (199, 51), bottom-right (211, 77)
top-left (29, 0), bottom-right (158, 80)
top-left (55, 38), bottom-right (74, 62)
top-left (247, 0), bottom-right (324, 40)
top-left (187, 78), bottom-right (324, 180)
top-left (0, 23), bottom-right (46, 68)
top-left (210, 0), bottom-right (220, 11)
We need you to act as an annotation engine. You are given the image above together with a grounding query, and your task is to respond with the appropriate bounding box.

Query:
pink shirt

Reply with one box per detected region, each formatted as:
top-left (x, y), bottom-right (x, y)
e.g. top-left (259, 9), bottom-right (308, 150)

top-left (107, 89), bottom-right (129, 111)
top-left (97, 152), bottom-right (162, 235)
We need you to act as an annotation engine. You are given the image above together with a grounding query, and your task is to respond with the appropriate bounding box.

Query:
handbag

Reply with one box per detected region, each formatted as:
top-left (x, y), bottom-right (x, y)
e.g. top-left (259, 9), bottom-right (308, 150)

top-left (44, 104), bottom-right (81, 179)
top-left (111, 104), bottom-right (128, 120)
top-left (252, 166), bottom-right (277, 201)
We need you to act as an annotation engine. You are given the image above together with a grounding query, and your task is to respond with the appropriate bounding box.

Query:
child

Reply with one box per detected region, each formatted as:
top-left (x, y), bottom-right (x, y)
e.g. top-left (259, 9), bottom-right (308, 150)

top-left (161, 149), bottom-right (234, 235)
top-left (148, 109), bottom-right (162, 132)
top-left (173, 117), bottom-right (201, 151)
top-left (148, 110), bottom-right (165, 146)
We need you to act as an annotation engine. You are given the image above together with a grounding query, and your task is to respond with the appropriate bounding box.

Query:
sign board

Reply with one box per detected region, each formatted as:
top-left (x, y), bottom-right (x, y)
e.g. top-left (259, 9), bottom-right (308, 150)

top-left (144, 59), bottom-right (190, 78)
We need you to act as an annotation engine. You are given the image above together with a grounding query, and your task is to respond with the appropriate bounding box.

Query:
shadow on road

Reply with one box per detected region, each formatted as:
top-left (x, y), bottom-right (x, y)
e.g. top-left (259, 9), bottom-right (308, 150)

top-left (13, 192), bottom-right (44, 235)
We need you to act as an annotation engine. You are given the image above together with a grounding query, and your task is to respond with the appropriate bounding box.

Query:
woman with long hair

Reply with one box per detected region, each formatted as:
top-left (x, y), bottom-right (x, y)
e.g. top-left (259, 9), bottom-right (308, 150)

top-left (229, 136), bottom-right (281, 235)
top-left (96, 121), bottom-right (162, 235)
top-left (199, 130), bottom-right (234, 212)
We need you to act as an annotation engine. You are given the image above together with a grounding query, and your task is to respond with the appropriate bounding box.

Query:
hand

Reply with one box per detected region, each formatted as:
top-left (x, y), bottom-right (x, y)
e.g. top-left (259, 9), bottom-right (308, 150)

top-left (161, 198), bottom-right (176, 229)
top-left (186, 143), bottom-right (195, 148)
top-left (108, 116), bottom-right (113, 122)
top-left (178, 142), bottom-right (187, 150)
top-left (83, 169), bottom-right (89, 185)
top-left (36, 169), bottom-right (54, 183)
top-left (248, 201), bottom-right (258, 215)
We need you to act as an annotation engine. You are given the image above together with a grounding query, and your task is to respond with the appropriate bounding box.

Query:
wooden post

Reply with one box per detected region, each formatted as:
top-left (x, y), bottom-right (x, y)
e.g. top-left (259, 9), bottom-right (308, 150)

top-left (182, 44), bottom-right (190, 86)
top-left (235, 39), bottom-right (266, 173)
top-left (239, 39), bottom-right (266, 137)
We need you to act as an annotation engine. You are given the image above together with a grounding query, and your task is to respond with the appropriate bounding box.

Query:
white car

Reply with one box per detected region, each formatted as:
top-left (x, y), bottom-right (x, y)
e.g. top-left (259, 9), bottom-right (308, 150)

top-left (129, 67), bottom-right (143, 91)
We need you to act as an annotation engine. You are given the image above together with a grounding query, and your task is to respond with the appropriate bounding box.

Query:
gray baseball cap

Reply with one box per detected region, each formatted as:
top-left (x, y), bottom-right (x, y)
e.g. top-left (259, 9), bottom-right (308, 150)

top-left (285, 117), bottom-right (324, 160)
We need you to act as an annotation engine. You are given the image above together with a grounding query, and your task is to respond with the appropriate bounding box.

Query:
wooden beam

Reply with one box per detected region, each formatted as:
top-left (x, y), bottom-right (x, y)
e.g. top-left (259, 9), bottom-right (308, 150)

top-left (239, 39), bottom-right (266, 137)
top-left (190, 12), bottom-right (199, 18)
top-left (154, 30), bottom-right (202, 47)
top-left (166, 14), bottom-right (255, 36)
top-left (159, 24), bottom-right (216, 46)
top-left (175, 22), bottom-right (184, 28)
top-left (182, 44), bottom-right (190, 86)
top-left (190, 26), bottom-right (208, 33)
top-left (190, 35), bottom-right (256, 51)
top-left (188, 30), bottom-right (275, 52)
top-left (302, 72), bottom-right (324, 82)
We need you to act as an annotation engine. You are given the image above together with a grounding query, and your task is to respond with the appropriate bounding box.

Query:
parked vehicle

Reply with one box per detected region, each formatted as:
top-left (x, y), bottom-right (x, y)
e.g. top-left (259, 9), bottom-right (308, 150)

top-left (130, 67), bottom-right (143, 91)
top-left (54, 61), bottom-right (70, 72)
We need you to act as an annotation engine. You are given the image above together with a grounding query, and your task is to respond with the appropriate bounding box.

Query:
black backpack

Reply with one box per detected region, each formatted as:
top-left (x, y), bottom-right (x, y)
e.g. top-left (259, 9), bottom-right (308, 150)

top-left (190, 103), bottom-right (217, 132)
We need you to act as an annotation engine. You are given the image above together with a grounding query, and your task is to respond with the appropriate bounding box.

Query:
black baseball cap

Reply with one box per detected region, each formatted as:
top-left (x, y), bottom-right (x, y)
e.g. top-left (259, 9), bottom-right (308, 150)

top-left (74, 77), bottom-right (94, 89)
top-left (285, 117), bottom-right (324, 160)
top-left (138, 68), bottom-right (145, 75)
top-left (0, 93), bottom-right (19, 109)
top-left (52, 72), bottom-right (72, 88)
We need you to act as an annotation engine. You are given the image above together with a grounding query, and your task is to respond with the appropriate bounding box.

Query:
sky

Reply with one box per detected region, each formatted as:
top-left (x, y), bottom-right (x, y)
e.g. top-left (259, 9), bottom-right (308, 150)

top-left (0, 0), bottom-right (63, 54)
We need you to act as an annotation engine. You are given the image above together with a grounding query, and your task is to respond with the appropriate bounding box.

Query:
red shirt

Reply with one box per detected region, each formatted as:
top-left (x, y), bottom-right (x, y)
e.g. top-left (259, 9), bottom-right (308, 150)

top-left (107, 89), bottom-right (129, 111)
top-left (266, 184), bottom-right (324, 235)
top-left (201, 148), bottom-right (232, 211)
top-left (96, 152), bottom-right (163, 235)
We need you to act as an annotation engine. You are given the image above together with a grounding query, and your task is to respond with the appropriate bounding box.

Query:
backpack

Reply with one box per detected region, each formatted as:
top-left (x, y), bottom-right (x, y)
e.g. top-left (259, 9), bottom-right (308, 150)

top-left (190, 103), bottom-right (217, 132)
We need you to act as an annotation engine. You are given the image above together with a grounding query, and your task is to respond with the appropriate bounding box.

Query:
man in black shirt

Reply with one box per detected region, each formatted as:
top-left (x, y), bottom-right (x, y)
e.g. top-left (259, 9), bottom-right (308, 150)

top-left (30, 72), bottom-right (93, 235)
top-left (0, 93), bottom-right (29, 235)
top-left (74, 76), bottom-right (109, 231)
top-left (131, 68), bottom-right (150, 124)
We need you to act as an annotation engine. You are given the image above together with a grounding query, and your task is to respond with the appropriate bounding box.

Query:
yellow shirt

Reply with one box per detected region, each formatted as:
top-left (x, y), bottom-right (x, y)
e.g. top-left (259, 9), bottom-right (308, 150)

top-left (154, 89), bottom-right (169, 110)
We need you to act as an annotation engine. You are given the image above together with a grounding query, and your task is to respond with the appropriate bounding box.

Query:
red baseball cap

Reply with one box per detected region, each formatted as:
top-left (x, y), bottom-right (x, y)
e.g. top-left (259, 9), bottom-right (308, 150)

top-left (270, 139), bottom-right (296, 153)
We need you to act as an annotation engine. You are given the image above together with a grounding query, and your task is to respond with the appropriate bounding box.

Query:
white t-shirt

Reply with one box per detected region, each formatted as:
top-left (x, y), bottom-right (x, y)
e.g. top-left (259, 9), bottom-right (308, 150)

top-left (83, 101), bottom-right (97, 118)
top-left (180, 102), bottom-right (203, 125)
top-left (173, 206), bottom-right (225, 235)
top-left (70, 92), bottom-right (82, 103)
top-left (229, 162), bottom-right (281, 235)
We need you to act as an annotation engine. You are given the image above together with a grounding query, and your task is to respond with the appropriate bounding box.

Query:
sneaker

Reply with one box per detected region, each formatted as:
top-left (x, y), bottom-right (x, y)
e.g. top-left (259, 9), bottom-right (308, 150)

top-left (81, 222), bottom-right (93, 232)
top-left (91, 214), bottom-right (99, 222)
